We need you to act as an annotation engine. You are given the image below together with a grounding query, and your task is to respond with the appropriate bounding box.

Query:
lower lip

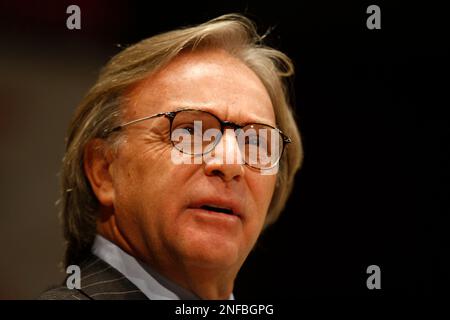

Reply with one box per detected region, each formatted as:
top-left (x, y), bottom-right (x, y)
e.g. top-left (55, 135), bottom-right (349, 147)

top-left (187, 208), bottom-right (241, 223)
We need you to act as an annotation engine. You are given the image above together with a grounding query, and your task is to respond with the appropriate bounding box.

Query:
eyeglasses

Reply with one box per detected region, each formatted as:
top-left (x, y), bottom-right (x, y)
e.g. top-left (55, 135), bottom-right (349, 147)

top-left (104, 108), bottom-right (291, 170)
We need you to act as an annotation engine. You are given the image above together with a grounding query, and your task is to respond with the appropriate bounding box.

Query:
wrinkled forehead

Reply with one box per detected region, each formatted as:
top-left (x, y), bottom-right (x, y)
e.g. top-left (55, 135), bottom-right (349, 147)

top-left (123, 49), bottom-right (276, 127)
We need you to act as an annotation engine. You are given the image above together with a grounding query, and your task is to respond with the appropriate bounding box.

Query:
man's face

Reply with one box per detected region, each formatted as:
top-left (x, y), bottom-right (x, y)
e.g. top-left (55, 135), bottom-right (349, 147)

top-left (106, 49), bottom-right (277, 274)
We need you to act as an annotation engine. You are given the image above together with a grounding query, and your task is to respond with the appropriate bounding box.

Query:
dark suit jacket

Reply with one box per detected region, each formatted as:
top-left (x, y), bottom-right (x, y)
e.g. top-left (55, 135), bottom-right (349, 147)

top-left (39, 254), bottom-right (148, 300)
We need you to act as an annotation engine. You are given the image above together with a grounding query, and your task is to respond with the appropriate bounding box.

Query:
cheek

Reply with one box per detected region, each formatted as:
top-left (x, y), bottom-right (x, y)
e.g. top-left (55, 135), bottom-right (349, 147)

top-left (249, 174), bottom-right (277, 210)
top-left (245, 173), bottom-right (277, 232)
top-left (110, 145), bottom-right (186, 244)
top-left (110, 143), bottom-right (171, 217)
top-left (116, 141), bottom-right (171, 183)
top-left (112, 143), bottom-right (197, 219)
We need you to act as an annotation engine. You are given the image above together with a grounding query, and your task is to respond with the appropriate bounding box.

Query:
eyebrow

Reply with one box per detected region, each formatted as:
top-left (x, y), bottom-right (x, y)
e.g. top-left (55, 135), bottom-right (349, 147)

top-left (172, 106), bottom-right (276, 127)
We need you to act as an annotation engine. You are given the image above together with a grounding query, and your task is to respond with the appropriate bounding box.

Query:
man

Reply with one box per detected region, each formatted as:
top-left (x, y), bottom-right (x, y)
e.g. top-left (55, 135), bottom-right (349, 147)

top-left (40, 13), bottom-right (303, 300)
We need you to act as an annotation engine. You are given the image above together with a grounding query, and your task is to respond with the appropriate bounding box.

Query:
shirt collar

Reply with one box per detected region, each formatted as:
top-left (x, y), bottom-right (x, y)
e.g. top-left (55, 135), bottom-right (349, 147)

top-left (91, 235), bottom-right (234, 300)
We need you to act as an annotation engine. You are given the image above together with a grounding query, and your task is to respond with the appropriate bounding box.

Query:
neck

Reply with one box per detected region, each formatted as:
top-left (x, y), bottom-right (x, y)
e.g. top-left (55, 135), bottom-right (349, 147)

top-left (96, 215), bottom-right (238, 300)
top-left (157, 262), bottom-right (237, 300)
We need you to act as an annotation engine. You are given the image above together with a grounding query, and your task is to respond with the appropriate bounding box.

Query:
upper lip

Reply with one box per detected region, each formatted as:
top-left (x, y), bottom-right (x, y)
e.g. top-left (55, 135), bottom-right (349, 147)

top-left (189, 197), bottom-right (243, 218)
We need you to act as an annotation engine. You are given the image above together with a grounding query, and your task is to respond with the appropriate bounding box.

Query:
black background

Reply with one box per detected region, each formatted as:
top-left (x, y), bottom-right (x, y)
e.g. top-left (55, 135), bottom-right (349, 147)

top-left (1, 0), bottom-right (448, 297)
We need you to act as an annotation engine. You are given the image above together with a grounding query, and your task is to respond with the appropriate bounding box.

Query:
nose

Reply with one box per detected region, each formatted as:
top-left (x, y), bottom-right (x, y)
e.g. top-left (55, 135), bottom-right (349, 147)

top-left (203, 128), bottom-right (245, 182)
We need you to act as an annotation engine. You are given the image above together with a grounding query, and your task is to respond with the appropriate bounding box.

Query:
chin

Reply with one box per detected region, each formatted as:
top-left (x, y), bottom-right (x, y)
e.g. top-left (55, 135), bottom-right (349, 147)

top-left (178, 232), bottom-right (244, 269)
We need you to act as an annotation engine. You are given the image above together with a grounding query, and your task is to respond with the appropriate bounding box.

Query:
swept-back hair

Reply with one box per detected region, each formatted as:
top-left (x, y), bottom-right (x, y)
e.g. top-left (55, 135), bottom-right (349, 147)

top-left (61, 14), bottom-right (303, 266)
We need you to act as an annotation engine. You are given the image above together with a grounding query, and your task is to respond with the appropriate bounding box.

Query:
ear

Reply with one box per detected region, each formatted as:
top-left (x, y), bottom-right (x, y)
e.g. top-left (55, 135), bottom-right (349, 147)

top-left (84, 139), bottom-right (115, 207)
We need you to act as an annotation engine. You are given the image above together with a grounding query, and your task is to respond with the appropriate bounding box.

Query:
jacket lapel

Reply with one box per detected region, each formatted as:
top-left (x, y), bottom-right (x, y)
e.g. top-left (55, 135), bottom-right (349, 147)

top-left (76, 254), bottom-right (148, 300)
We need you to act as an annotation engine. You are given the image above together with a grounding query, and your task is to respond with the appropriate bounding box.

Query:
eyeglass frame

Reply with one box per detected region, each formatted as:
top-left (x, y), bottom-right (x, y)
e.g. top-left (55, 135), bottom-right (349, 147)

top-left (103, 108), bottom-right (292, 170)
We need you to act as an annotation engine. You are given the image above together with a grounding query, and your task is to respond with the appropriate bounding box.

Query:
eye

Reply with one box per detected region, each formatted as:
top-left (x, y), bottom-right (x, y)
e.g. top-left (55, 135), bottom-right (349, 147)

top-left (245, 135), bottom-right (260, 146)
top-left (182, 126), bottom-right (194, 134)
top-left (174, 123), bottom-right (195, 134)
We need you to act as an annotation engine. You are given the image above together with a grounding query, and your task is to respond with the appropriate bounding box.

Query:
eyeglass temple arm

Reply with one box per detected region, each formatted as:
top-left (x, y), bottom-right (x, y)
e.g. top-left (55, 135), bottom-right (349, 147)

top-left (103, 112), bottom-right (173, 135)
top-left (278, 129), bottom-right (291, 144)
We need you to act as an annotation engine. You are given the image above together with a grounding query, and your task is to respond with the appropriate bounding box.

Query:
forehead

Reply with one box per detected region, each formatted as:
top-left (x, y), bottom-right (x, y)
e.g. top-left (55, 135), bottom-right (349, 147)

top-left (125, 49), bottom-right (276, 126)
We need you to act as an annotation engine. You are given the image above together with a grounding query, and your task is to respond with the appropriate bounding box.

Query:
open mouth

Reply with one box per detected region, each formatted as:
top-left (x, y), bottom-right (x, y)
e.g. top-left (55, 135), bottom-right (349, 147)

top-left (200, 204), bottom-right (234, 215)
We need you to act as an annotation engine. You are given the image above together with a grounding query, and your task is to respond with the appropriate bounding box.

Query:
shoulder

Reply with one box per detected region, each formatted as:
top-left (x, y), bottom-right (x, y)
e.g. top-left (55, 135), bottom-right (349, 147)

top-left (38, 286), bottom-right (90, 300)
top-left (38, 254), bottom-right (147, 300)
